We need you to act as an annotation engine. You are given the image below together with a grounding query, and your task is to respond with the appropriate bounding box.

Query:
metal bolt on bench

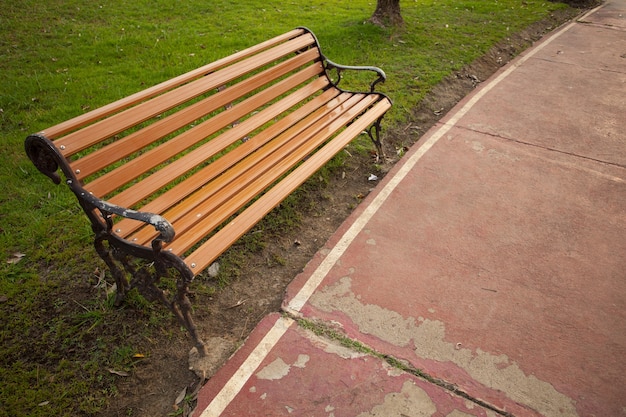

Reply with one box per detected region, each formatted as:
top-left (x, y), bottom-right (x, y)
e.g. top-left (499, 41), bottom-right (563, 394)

top-left (24, 27), bottom-right (392, 356)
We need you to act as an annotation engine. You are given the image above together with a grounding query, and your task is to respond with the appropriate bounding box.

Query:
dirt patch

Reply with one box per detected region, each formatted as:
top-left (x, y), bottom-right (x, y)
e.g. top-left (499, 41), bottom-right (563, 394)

top-left (551, 0), bottom-right (602, 8)
top-left (94, 6), bottom-right (584, 416)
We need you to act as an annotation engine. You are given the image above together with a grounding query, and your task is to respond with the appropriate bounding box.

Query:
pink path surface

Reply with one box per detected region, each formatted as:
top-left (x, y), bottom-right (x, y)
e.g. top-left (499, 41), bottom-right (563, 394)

top-left (195, 2), bottom-right (626, 416)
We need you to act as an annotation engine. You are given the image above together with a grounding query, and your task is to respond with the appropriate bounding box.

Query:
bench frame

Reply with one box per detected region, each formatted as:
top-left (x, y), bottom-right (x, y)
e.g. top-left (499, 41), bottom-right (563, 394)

top-left (25, 27), bottom-right (391, 356)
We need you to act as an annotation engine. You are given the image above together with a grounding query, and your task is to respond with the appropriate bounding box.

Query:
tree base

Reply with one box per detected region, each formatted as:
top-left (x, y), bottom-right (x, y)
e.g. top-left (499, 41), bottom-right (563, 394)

top-left (369, 0), bottom-right (404, 27)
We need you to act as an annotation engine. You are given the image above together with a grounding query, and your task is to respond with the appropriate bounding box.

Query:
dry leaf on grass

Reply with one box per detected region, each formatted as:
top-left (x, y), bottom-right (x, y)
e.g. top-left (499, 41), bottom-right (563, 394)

top-left (6, 252), bottom-right (25, 264)
top-left (108, 369), bottom-right (129, 377)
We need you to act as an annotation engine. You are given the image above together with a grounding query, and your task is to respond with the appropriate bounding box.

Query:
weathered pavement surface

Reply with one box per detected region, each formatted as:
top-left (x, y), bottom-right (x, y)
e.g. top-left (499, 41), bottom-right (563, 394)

top-left (194, 2), bottom-right (626, 416)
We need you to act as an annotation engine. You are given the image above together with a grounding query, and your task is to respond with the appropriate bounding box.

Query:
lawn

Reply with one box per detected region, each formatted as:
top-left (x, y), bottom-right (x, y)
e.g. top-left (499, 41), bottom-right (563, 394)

top-left (1, 0), bottom-right (569, 415)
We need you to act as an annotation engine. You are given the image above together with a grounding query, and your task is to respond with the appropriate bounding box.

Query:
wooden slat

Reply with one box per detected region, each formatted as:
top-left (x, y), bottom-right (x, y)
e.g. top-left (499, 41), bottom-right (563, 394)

top-left (85, 62), bottom-right (325, 199)
top-left (71, 48), bottom-right (321, 180)
top-left (160, 94), bottom-right (366, 246)
top-left (167, 94), bottom-right (381, 256)
top-left (183, 97), bottom-right (392, 272)
top-left (41, 29), bottom-right (308, 140)
top-left (54, 33), bottom-right (317, 156)
top-left (112, 87), bottom-right (342, 239)
top-left (124, 92), bottom-right (356, 245)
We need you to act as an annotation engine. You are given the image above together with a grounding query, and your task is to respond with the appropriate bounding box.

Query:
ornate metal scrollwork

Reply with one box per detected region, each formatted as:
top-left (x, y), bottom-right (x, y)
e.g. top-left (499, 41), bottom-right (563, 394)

top-left (24, 133), bottom-right (69, 185)
top-left (367, 115), bottom-right (386, 161)
top-left (296, 26), bottom-right (387, 94)
top-left (324, 59), bottom-right (387, 93)
top-left (24, 132), bottom-right (206, 353)
top-left (95, 231), bottom-right (207, 355)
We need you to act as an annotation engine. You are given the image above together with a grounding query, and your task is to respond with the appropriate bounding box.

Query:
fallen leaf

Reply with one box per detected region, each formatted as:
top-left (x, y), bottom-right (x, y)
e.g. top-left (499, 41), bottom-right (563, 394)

top-left (396, 146), bottom-right (409, 157)
top-left (175, 387), bottom-right (187, 405)
top-left (93, 268), bottom-right (105, 286)
top-left (7, 252), bottom-right (25, 264)
top-left (108, 369), bottom-right (129, 377)
top-left (107, 283), bottom-right (117, 296)
top-left (227, 299), bottom-right (246, 309)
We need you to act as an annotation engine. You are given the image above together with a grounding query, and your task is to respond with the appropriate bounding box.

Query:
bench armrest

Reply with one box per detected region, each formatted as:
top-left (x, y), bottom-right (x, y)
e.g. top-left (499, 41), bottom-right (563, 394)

top-left (25, 133), bottom-right (175, 244)
top-left (75, 186), bottom-right (176, 243)
top-left (324, 58), bottom-right (387, 93)
top-left (296, 26), bottom-right (386, 93)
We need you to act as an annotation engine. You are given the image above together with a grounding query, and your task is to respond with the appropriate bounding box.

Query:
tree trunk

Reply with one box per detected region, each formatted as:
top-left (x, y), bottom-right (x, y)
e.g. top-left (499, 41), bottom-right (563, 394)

top-left (370, 0), bottom-right (404, 27)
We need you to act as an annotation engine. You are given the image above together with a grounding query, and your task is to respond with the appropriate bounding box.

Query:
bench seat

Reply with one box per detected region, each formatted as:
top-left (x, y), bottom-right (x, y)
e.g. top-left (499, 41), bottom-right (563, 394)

top-left (25, 27), bottom-right (391, 355)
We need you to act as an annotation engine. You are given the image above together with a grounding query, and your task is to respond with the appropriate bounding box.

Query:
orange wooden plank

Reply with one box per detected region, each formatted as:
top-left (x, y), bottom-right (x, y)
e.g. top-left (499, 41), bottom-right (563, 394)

top-left (183, 97), bottom-right (392, 272)
top-left (53, 33), bottom-right (317, 157)
top-left (42, 29), bottom-right (307, 140)
top-left (161, 96), bottom-right (366, 244)
top-left (71, 48), bottom-right (321, 181)
top-left (86, 62), bottom-right (324, 199)
top-left (124, 92), bottom-right (356, 246)
top-left (112, 87), bottom-right (341, 239)
top-left (167, 94), bottom-right (381, 256)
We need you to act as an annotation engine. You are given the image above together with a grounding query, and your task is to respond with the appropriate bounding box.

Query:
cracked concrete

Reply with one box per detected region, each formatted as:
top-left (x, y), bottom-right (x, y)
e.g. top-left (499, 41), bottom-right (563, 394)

top-left (356, 381), bottom-right (437, 417)
top-left (310, 276), bottom-right (578, 417)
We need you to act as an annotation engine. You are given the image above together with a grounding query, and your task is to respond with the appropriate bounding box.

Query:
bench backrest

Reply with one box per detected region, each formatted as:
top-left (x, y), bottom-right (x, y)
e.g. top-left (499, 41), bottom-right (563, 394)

top-left (39, 28), bottom-right (328, 208)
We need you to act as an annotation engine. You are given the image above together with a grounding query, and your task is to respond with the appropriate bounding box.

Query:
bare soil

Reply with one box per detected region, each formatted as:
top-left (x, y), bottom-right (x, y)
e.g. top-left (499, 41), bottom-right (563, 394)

top-left (87, 6), bottom-right (588, 416)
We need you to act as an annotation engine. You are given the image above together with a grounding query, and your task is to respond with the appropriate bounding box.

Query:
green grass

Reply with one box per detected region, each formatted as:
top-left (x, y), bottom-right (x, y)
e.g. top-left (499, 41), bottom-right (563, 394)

top-left (1, 0), bottom-right (569, 415)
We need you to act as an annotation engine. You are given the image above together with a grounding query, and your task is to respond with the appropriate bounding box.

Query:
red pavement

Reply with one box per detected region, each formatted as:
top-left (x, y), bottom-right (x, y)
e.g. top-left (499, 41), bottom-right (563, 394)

top-left (194, 2), bottom-right (626, 416)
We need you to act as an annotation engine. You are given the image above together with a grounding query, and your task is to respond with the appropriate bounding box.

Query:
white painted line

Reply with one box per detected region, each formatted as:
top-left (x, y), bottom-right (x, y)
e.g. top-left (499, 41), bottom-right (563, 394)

top-left (199, 316), bottom-right (294, 417)
top-left (287, 18), bottom-right (578, 313)
top-left (577, 2), bottom-right (609, 23)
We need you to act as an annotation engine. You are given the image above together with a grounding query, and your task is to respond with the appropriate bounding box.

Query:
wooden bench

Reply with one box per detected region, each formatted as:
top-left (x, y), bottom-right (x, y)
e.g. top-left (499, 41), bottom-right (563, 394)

top-left (24, 27), bottom-right (392, 356)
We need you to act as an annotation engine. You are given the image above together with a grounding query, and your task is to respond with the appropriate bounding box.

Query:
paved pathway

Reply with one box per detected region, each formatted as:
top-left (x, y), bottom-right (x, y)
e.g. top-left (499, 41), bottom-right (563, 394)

top-left (193, 2), bottom-right (626, 416)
